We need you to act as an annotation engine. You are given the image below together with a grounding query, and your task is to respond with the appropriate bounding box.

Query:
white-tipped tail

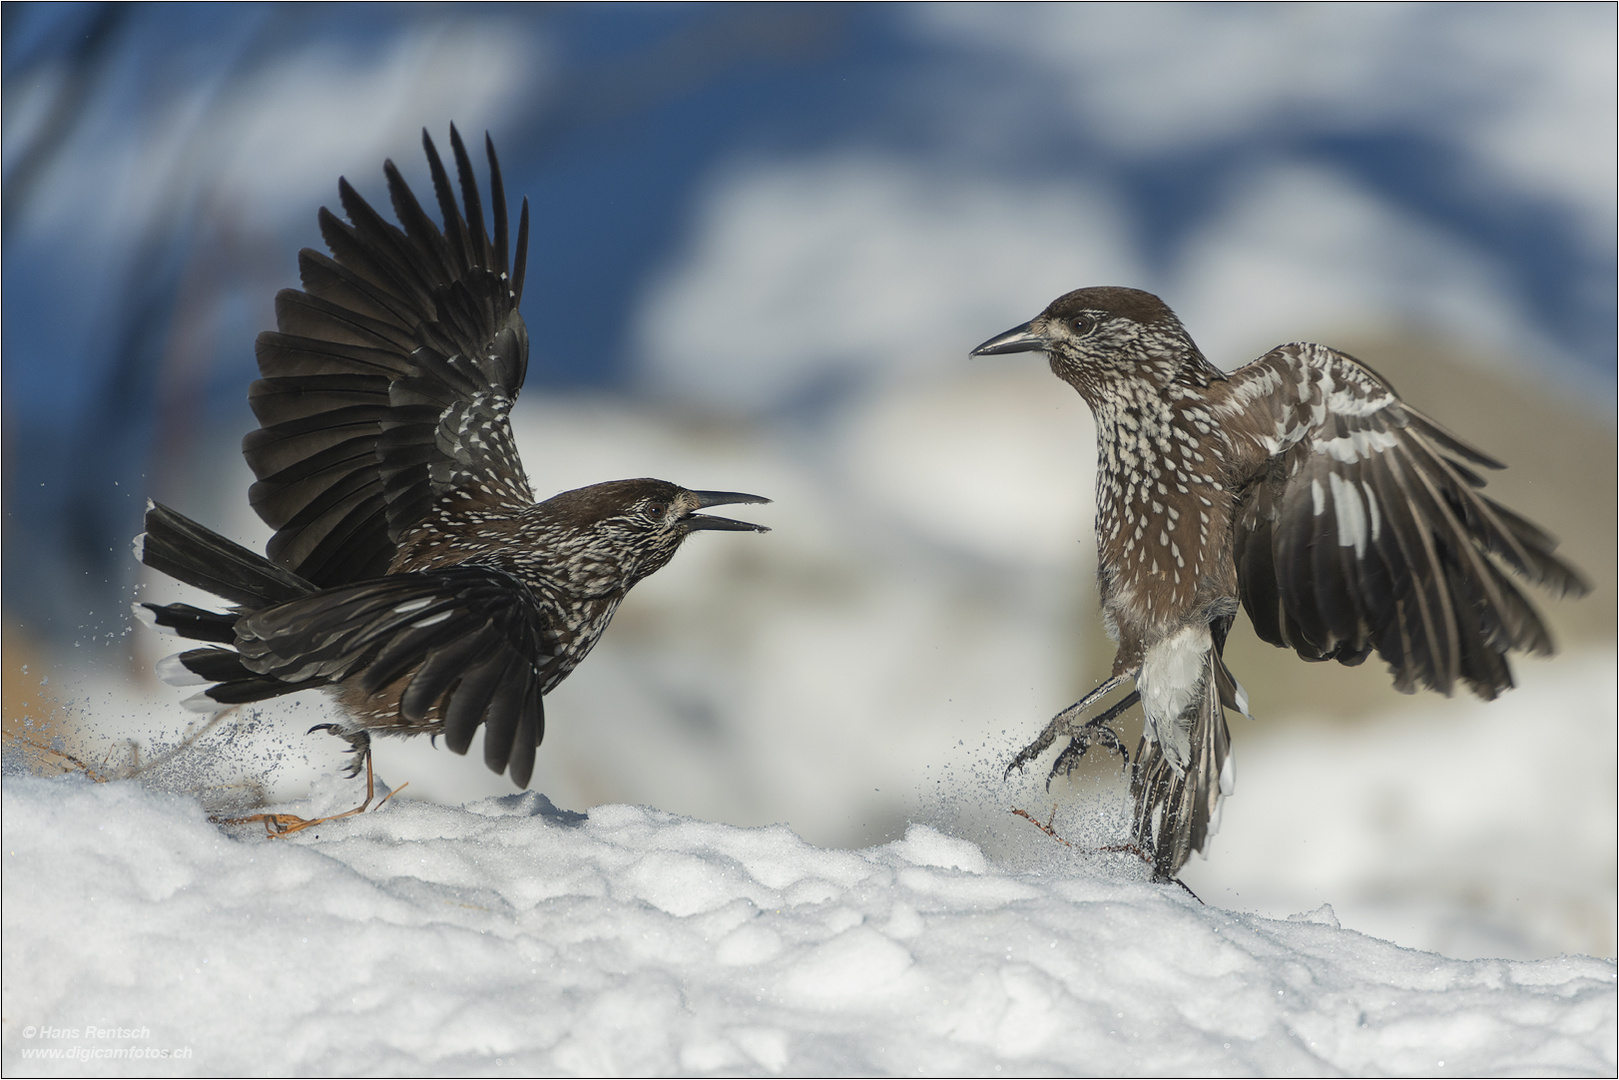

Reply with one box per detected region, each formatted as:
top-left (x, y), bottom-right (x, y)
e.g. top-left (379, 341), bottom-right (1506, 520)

top-left (180, 690), bottom-right (229, 714)
top-left (1131, 634), bottom-right (1234, 879)
top-left (1229, 673), bottom-right (1250, 718)
top-left (156, 652), bottom-right (211, 687)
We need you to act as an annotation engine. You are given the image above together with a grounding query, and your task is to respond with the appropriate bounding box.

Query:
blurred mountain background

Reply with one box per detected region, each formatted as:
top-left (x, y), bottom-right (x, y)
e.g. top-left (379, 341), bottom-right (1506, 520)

top-left (3, 4), bottom-right (1613, 959)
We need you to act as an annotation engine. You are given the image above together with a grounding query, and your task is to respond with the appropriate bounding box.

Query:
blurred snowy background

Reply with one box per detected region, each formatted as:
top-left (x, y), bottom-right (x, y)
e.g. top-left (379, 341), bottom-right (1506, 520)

top-left (4, 5), bottom-right (1613, 960)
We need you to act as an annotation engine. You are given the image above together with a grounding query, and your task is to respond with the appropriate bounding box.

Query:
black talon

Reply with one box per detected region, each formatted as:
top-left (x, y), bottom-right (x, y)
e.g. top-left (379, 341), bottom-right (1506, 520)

top-left (1045, 712), bottom-right (1132, 788)
top-left (1003, 673), bottom-right (1133, 783)
top-left (338, 731), bottom-right (372, 779)
top-left (1044, 693), bottom-right (1137, 785)
top-left (1004, 736), bottom-right (1054, 781)
top-left (307, 724), bottom-right (372, 778)
top-left (1008, 683), bottom-right (1140, 791)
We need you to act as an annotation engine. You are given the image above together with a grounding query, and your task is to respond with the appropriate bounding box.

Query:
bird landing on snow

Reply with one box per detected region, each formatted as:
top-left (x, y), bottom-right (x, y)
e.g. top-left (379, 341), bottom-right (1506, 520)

top-left (973, 286), bottom-right (1588, 881)
top-left (134, 129), bottom-right (768, 810)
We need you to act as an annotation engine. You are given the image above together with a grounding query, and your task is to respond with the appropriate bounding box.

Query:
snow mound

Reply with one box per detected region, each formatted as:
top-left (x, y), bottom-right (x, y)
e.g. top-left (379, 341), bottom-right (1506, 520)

top-left (4, 776), bottom-right (1613, 1076)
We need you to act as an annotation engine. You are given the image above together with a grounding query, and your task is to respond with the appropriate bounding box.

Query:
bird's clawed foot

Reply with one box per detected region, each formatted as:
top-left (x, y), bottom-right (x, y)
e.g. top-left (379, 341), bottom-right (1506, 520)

top-left (1003, 724), bottom-right (1062, 781)
top-left (1049, 713), bottom-right (1131, 781)
top-left (1004, 676), bottom-right (1139, 789)
top-left (309, 724), bottom-right (372, 779)
top-left (1003, 673), bottom-right (1130, 780)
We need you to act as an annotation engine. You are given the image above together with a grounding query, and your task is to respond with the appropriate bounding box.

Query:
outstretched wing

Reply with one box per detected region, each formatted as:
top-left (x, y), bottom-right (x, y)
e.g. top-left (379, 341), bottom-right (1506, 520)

top-left (234, 565), bottom-right (557, 788)
top-left (245, 126), bottom-right (533, 588)
top-left (1218, 343), bottom-right (1587, 699)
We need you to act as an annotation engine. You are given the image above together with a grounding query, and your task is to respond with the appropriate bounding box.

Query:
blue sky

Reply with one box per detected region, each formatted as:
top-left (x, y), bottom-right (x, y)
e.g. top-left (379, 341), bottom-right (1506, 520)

top-left (4, 2), bottom-right (1613, 646)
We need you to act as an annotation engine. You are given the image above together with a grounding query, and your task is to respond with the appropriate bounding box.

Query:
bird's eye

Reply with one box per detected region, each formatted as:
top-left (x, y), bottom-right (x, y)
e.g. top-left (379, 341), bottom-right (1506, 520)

top-left (646, 504), bottom-right (665, 519)
top-left (1070, 315), bottom-right (1097, 336)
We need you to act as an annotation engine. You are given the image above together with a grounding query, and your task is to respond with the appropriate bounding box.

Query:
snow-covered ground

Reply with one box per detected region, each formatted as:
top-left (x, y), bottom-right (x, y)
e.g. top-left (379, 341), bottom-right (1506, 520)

top-left (12, 516), bottom-right (1616, 1074)
top-left (101, 384), bottom-right (1612, 964)
top-left (6, 9), bottom-right (1613, 1073)
top-left (21, 393), bottom-right (1606, 1074)
top-left (1179, 650), bottom-right (1617, 963)
top-left (4, 773), bottom-right (1613, 1077)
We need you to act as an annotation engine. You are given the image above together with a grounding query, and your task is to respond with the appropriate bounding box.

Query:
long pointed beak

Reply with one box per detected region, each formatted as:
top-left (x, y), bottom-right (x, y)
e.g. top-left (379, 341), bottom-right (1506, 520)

top-left (970, 321), bottom-right (1048, 357)
top-left (683, 490), bottom-right (771, 533)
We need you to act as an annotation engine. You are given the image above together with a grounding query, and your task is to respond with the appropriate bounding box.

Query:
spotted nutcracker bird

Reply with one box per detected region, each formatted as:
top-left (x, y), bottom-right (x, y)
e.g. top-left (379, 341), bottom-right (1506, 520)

top-left (136, 128), bottom-right (768, 791)
top-left (973, 286), bottom-right (1587, 880)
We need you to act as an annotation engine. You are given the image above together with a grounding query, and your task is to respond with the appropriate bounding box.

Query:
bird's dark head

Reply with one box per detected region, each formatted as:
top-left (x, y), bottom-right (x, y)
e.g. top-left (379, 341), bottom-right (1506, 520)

top-left (533, 479), bottom-right (769, 589)
top-left (971, 287), bottom-right (1218, 401)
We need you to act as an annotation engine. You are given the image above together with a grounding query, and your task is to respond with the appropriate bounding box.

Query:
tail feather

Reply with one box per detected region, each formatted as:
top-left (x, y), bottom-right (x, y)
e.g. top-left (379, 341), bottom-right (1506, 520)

top-left (135, 502), bottom-right (319, 710)
top-left (135, 601), bottom-right (237, 644)
top-left (155, 646), bottom-right (329, 712)
top-left (1131, 649), bottom-right (1232, 880)
top-left (137, 501), bottom-right (313, 609)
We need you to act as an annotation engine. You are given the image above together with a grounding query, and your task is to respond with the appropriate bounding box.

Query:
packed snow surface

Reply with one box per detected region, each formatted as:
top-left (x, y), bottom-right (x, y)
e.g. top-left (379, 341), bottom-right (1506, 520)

top-left (4, 776), bottom-right (1613, 1076)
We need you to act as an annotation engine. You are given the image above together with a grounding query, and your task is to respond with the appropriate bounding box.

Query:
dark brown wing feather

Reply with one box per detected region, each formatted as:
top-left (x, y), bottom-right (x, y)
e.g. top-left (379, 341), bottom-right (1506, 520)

top-left (233, 565), bottom-right (554, 786)
top-left (245, 127), bottom-right (533, 588)
top-left (1222, 343), bottom-right (1587, 699)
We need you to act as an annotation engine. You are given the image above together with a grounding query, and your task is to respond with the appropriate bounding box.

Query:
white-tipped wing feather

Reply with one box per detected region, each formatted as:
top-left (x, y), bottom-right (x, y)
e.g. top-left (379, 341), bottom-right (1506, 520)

top-left (1217, 342), bottom-right (1587, 699)
top-left (245, 126), bottom-right (532, 588)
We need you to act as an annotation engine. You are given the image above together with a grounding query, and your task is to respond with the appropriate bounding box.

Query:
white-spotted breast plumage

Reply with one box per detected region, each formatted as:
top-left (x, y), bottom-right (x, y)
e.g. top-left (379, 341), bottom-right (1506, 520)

top-left (975, 286), bottom-right (1587, 879)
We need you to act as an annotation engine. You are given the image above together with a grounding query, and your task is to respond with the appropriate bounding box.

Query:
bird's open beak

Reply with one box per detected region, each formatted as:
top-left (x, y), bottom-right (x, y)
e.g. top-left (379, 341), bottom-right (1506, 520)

top-left (970, 321), bottom-right (1048, 357)
top-left (682, 491), bottom-right (772, 533)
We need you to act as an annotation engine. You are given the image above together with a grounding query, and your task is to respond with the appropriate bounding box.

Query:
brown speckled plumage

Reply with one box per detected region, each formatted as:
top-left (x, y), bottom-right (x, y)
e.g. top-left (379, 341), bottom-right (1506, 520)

top-left (137, 129), bottom-right (767, 788)
top-left (976, 286), bottom-right (1587, 879)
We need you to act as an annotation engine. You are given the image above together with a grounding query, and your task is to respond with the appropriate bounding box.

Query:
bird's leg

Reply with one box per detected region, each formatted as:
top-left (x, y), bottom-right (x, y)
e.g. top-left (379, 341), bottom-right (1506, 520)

top-left (1004, 672), bottom-right (1133, 780)
top-left (309, 724), bottom-right (373, 783)
top-left (1047, 690), bottom-right (1139, 784)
